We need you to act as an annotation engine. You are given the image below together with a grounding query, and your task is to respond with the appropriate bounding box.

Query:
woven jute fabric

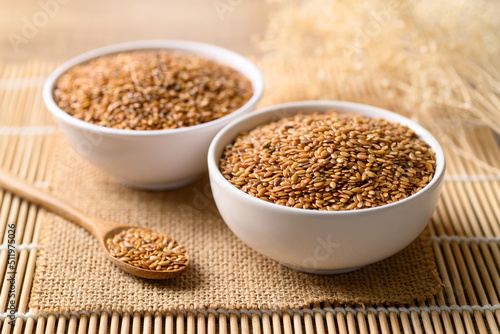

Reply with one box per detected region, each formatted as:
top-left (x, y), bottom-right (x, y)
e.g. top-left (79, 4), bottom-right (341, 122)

top-left (30, 132), bottom-right (442, 313)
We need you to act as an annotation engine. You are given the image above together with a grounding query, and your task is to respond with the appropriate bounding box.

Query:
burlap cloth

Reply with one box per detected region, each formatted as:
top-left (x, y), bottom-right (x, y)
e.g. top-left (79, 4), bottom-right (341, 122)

top-left (30, 133), bottom-right (442, 313)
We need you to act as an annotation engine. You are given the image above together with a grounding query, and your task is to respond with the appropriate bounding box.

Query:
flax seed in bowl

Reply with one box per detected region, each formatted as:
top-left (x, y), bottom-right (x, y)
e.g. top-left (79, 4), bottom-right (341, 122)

top-left (53, 49), bottom-right (253, 131)
top-left (208, 101), bottom-right (446, 273)
top-left (220, 111), bottom-right (436, 211)
top-left (43, 40), bottom-right (263, 190)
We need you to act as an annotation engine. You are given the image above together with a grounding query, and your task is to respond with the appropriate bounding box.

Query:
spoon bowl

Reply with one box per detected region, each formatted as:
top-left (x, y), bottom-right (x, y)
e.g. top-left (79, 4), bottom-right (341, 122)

top-left (100, 222), bottom-right (189, 279)
top-left (0, 168), bottom-right (189, 280)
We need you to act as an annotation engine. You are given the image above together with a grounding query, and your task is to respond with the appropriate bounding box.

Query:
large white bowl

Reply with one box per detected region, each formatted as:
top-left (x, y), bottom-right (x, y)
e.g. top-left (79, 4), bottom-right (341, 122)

top-left (43, 40), bottom-right (263, 190)
top-left (208, 101), bottom-right (445, 273)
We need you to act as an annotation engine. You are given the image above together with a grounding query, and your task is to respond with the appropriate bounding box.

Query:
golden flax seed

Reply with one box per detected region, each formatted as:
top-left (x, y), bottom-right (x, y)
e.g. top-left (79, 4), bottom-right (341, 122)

top-left (219, 111), bottom-right (436, 211)
top-left (54, 50), bottom-right (253, 130)
top-left (106, 228), bottom-right (188, 271)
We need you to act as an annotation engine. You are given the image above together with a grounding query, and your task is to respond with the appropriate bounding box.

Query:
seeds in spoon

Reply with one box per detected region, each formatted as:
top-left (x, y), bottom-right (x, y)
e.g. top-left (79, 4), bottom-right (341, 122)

top-left (106, 228), bottom-right (188, 271)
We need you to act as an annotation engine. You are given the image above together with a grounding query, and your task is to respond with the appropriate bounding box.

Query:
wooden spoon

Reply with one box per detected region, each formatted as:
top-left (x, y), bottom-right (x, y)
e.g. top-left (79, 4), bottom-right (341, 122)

top-left (0, 168), bottom-right (189, 280)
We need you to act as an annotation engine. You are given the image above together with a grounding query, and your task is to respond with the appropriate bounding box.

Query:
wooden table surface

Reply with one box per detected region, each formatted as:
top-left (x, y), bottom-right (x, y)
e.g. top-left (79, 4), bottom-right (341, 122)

top-left (0, 0), bottom-right (270, 62)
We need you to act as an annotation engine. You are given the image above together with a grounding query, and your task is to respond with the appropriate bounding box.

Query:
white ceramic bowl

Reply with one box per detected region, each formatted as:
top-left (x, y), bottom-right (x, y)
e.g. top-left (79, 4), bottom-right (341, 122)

top-left (208, 101), bottom-right (445, 273)
top-left (43, 40), bottom-right (264, 190)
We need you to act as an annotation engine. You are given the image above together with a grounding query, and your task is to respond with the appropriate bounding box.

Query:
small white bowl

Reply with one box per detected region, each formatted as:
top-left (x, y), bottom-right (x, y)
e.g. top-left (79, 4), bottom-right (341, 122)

top-left (208, 101), bottom-right (445, 273)
top-left (43, 40), bottom-right (264, 190)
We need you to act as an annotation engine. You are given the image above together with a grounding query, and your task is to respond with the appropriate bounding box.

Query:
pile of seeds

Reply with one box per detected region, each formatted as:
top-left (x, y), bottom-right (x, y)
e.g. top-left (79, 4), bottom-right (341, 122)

top-left (54, 50), bottom-right (253, 130)
top-left (220, 111), bottom-right (436, 211)
top-left (106, 228), bottom-right (188, 271)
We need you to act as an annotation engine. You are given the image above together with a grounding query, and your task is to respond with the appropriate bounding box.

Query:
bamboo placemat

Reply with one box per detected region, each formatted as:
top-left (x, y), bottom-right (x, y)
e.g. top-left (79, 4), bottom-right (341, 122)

top-left (1, 60), bottom-right (500, 334)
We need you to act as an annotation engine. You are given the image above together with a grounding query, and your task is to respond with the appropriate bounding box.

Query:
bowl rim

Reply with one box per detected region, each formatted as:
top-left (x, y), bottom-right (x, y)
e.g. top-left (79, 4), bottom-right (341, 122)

top-left (42, 39), bottom-right (264, 137)
top-left (208, 100), bottom-right (446, 217)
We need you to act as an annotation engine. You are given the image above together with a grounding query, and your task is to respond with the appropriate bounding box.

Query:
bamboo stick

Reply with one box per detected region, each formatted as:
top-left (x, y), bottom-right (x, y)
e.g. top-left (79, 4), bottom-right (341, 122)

top-left (77, 315), bottom-right (87, 334)
top-left (165, 313), bottom-right (173, 334)
top-left (314, 312), bottom-right (326, 334)
top-left (0, 318), bottom-right (11, 334)
top-left (155, 313), bottom-right (162, 334)
top-left (301, 312), bottom-right (313, 334)
top-left (144, 312), bottom-right (152, 334)
top-left (56, 315), bottom-right (65, 334)
top-left (366, 311), bottom-right (378, 334)
top-left (240, 313), bottom-right (249, 334)
top-left (229, 313), bottom-right (238, 334)
top-left (282, 313), bottom-right (292, 334)
top-left (207, 313), bottom-right (216, 334)
top-left (176, 313), bottom-right (184, 334)
top-left (345, 312), bottom-right (357, 334)
top-left (120, 313), bottom-right (129, 334)
top-left (45, 314), bottom-right (56, 334)
top-left (323, 305), bottom-right (337, 334)
top-left (271, 313), bottom-right (281, 334)
top-left (259, 313), bottom-right (270, 334)
top-left (218, 313), bottom-right (227, 334)
top-left (88, 313), bottom-right (98, 334)
top-left (388, 311), bottom-right (400, 334)
top-left (197, 313), bottom-right (205, 334)
top-left (251, 314), bottom-right (261, 334)
top-left (186, 312), bottom-right (196, 334)
top-left (22, 316), bottom-right (34, 334)
top-left (409, 308), bottom-right (423, 334)
top-left (98, 312), bottom-right (108, 334)
top-left (356, 312), bottom-right (368, 334)
top-left (66, 316), bottom-right (77, 334)
top-left (399, 312), bottom-right (412, 334)
top-left (288, 313), bottom-right (303, 334)
top-left (110, 312), bottom-right (120, 334)
top-left (35, 316), bottom-right (46, 334)
top-left (377, 312), bottom-right (389, 334)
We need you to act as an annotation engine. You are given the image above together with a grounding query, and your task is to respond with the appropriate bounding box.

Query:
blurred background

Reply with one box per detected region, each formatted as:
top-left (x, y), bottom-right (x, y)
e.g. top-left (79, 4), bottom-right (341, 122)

top-left (2, 0), bottom-right (499, 139)
top-left (0, 0), bottom-right (271, 62)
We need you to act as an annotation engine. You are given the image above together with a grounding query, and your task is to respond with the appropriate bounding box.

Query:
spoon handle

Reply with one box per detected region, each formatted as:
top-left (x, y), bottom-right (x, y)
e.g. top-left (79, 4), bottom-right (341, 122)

top-left (0, 168), bottom-right (101, 237)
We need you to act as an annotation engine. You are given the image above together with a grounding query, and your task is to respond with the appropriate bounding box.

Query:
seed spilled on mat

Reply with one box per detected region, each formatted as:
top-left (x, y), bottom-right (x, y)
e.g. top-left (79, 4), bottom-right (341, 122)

top-left (220, 111), bottom-right (436, 211)
top-left (106, 228), bottom-right (188, 271)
